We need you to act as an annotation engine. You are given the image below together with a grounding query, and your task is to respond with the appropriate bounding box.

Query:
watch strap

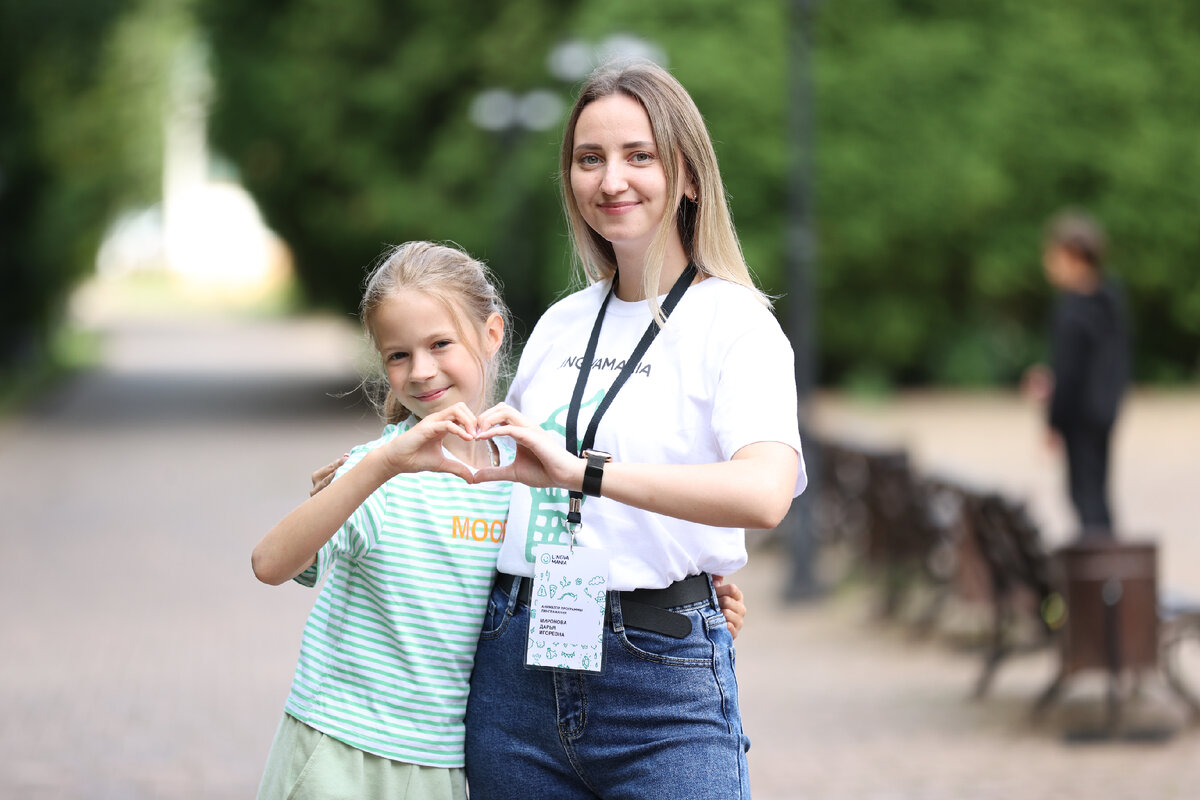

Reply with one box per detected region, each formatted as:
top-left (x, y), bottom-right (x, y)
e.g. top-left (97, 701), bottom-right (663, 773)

top-left (582, 450), bottom-right (610, 497)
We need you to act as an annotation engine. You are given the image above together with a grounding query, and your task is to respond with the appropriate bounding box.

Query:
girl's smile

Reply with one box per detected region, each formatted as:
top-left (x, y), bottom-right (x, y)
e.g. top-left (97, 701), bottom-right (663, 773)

top-left (371, 289), bottom-right (496, 418)
top-left (412, 387), bottom-right (449, 402)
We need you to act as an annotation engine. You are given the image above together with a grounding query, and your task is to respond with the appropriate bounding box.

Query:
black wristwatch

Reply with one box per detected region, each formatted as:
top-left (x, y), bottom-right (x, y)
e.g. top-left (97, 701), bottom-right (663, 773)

top-left (581, 449), bottom-right (612, 497)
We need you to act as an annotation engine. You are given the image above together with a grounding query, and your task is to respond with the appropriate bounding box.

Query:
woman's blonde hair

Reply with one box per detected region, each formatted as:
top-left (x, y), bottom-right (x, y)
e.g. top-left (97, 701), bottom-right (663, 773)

top-left (559, 59), bottom-right (769, 315)
top-left (359, 241), bottom-right (511, 425)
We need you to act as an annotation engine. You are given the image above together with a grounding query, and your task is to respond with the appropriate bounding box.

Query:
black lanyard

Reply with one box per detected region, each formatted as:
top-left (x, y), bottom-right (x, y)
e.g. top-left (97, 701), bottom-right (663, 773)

top-left (563, 263), bottom-right (698, 526)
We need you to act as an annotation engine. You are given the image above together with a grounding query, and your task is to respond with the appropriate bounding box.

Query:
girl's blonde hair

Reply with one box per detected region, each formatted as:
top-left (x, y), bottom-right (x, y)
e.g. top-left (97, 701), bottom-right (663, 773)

top-left (559, 59), bottom-right (769, 316)
top-left (360, 241), bottom-right (511, 425)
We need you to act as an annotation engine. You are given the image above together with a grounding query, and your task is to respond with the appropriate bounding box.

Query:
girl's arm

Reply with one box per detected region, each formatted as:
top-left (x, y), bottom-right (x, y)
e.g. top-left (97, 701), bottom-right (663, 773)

top-left (251, 406), bottom-right (479, 585)
top-left (472, 404), bottom-right (798, 531)
top-left (253, 447), bottom-right (401, 585)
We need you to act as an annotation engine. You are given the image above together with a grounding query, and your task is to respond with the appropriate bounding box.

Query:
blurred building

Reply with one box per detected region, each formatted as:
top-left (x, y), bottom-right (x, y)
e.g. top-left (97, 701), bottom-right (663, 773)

top-left (96, 36), bottom-right (289, 298)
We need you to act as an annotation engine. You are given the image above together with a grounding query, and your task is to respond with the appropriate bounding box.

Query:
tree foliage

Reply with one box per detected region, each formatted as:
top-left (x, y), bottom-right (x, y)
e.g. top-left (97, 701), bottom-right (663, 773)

top-left (814, 0), bottom-right (1200, 384)
top-left (6, 0), bottom-right (1183, 386)
top-left (0, 0), bottom-right (187, 369)
top-left (198, 0), bottom-right (792, 338)
top-left (199, 0), bottom-right (582, 337)
top-left (201, 0), bottom-right (1199, 385)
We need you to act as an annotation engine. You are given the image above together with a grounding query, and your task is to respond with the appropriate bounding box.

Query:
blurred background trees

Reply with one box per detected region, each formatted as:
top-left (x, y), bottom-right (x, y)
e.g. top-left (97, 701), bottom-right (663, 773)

top-left (196, 0), bottom-right (791, 343)
top-left (815, 0), bottom-right (1200, 386)
top-left (1, 0), bottom-right (191, 372)
top-left (5, 0), bottom-right (1198, 387)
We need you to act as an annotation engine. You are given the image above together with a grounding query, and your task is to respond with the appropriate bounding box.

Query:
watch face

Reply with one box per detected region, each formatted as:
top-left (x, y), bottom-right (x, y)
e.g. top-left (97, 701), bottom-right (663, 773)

top-left (584, 450), bottom-right (612, 462)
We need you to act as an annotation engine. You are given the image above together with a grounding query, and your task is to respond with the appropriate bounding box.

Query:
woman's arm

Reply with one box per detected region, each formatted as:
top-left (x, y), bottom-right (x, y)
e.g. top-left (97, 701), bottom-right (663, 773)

top-left (251, 406), bottom-right (479, 585)
top-left (472, 404), bottom-right (798, 531)
top-left (596, 443), bottom-right (797, 530)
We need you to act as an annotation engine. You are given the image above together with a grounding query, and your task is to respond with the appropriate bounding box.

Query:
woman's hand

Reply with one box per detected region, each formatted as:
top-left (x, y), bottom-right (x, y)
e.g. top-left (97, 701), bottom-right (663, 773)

top-left (310, 454), bottom-right (349, 496)
top-left (471, 403), bottom-right (585, 489)
top-left (713, 575), bottom-right (746, 639)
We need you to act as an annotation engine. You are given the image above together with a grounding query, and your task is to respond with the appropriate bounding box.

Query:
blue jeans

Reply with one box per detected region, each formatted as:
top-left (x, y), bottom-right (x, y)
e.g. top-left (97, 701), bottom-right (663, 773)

top-left (465, 576), bottom-right (751, 799)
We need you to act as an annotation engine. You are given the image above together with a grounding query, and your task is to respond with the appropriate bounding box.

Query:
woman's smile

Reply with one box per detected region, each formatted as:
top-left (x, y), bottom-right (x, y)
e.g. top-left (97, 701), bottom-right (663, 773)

top-left (598, 200), bottom-right (640, 215)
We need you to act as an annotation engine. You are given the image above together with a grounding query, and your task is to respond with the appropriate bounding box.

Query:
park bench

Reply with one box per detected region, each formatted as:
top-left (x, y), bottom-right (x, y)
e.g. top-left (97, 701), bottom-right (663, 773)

top-left (809, 436), bottom-right (873, 577)
top-left (937, 495), bottom-right (1200, 731)
top-left (965, 490), bottom-right (1058, 698)
top-left (1159, 590), bottom-right (1200, 722)
top-left (910, 476), bottom-right (999, 635)
top-left (808, 431), bottom-right (1200, 732)
top-left (811, 436), bottom-right (953, 618)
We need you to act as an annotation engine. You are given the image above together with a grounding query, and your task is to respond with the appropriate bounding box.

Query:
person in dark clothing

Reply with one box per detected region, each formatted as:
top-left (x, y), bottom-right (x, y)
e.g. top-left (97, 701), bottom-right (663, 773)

top-left (1033, 211), bottom-right (1131, 536)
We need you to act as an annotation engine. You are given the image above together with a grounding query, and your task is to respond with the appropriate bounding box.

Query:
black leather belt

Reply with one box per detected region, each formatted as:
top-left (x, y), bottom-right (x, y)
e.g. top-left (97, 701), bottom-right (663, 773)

top-left (494, 572), bottom-right (711, 639)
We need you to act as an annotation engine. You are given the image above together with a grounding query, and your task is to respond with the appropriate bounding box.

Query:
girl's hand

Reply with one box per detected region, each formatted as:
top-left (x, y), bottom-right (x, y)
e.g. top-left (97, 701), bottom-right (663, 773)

top-left (713, 575), bottom-right (746, 640)
top-left (381, 403), bottom-right (480, 483)
top-left (310, 454), bottom-right (349, 497)
top-left (471, 403), bottom-right (585, 489)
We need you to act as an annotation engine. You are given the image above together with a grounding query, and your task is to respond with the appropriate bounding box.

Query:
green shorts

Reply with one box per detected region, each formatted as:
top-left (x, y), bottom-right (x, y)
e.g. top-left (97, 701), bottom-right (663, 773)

top-left (256, 714), bottom-right (466, 800)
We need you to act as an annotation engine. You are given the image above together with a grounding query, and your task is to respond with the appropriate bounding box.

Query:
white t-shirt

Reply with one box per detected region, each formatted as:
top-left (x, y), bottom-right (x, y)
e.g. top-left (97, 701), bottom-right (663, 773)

top-left (496, 276), bottom-right (806, 590)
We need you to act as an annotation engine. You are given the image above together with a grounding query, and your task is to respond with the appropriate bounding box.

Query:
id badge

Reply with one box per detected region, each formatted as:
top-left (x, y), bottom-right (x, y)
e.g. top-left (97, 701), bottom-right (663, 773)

top-left (525, 545), bottom-right (609, 673)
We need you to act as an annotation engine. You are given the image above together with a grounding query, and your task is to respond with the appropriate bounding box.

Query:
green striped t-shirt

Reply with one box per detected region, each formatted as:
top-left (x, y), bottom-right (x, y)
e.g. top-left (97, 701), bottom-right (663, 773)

top-left (284, 419), bottom-right (511, 768)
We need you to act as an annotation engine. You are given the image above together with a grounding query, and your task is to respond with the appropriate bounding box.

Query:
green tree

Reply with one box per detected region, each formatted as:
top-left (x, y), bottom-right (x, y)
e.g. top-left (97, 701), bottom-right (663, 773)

top-left (200, 0), bottom-right (1199, 385)
top-left (199, 0), bottom-right (792, 337)
top-left (199, 0), bottom-right (585, 336)
top-left (1, 0), bottom-right (190, 372)
top-left (814, 0), bottom-right (1200, 384)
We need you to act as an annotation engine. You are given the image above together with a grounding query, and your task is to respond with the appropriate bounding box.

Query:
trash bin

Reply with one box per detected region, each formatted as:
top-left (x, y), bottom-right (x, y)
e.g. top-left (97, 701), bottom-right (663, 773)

top-left (1058, 539), bottom-right (1158, 677)
top-left (1034, 538), bottom-right (1158, 731)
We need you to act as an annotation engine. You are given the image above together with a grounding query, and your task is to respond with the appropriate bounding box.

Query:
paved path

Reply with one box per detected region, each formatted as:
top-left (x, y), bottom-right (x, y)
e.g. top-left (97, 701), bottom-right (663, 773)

top-left (1, 311), bottom-right (1196, 799)
top-left (0, 314), bottom-right (379, 799)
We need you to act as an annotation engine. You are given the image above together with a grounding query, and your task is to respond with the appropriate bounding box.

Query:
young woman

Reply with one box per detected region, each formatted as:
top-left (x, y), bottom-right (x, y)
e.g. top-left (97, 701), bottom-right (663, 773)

top-left (464, 61), bottom-right (805, 798)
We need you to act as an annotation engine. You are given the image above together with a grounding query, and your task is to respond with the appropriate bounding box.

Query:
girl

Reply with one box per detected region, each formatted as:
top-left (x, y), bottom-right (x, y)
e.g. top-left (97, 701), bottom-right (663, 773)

top-left (251, 241), bottom-right (513, 800)
top-left (463, 61), bottom-right (805, 799)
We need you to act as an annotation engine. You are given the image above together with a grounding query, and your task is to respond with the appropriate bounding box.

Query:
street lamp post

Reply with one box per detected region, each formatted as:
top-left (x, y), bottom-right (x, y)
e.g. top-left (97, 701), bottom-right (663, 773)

top-left (784, 0), bottom-right (823, 601)
top-left (468, 88), bottom-right (563, 332)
